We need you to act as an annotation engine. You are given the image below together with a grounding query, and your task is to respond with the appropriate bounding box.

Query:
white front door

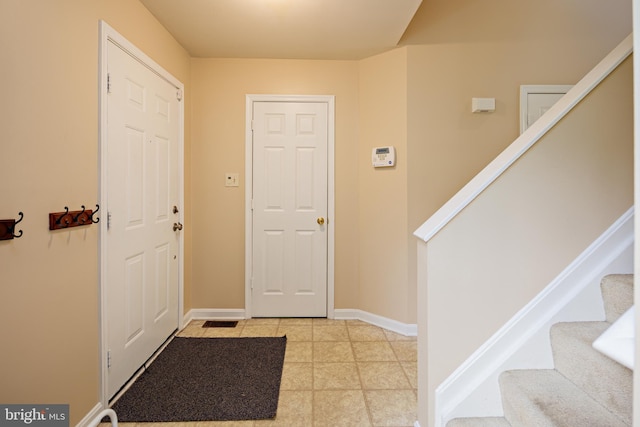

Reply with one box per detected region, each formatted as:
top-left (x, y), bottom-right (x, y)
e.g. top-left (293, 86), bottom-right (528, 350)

top-left (250, 100), bottom-right (329, 317)
top-left (105, 39), bottom-right (181, 399)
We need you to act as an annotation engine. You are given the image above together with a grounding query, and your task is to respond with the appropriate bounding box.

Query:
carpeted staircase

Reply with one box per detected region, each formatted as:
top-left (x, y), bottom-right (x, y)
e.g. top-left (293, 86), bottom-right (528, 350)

top-left (447, 274), bottom-right (633, 427)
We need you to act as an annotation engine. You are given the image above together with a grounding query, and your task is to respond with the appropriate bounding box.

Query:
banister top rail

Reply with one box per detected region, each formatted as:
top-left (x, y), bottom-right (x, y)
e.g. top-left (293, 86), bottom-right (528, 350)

top-left (413, 33), bottom-right (633, 243)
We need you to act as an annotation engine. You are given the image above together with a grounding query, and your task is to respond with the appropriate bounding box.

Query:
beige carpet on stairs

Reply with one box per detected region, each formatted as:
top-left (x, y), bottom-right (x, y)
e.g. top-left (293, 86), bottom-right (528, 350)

top-left (447, 274), bottom-right (633, 427)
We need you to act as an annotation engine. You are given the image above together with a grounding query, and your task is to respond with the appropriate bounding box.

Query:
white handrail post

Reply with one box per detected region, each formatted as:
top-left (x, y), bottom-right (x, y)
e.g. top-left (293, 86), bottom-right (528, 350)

top-left (86, 408), bottom-right (118, 427)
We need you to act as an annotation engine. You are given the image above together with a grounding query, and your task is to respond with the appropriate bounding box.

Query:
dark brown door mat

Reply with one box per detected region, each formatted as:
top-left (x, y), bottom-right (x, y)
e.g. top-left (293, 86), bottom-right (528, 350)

top-left (203, 320), bottom-right (238, 328)
top-left (110, 336), bottom-right (287, 422)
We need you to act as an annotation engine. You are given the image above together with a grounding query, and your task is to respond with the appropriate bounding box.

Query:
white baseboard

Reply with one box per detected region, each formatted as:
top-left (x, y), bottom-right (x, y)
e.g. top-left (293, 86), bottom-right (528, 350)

top-left (184, 308), bottom-right (246, 325)
top-left (184, 308), bottom-right (416, 337)
top-left (334, 309), bottom-right (417, 336)
top-left (436, 207), bottom-right (634, 426)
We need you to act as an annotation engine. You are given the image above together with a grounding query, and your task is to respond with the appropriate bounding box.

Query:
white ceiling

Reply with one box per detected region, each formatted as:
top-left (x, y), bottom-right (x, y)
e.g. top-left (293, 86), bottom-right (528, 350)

top-left (139, 0), bottom-right (423, 60)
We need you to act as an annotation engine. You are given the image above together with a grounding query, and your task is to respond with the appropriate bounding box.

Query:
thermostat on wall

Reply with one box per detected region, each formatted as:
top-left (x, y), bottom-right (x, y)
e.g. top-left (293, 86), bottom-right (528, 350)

top-left (372, 146), bottom-right (396, 167)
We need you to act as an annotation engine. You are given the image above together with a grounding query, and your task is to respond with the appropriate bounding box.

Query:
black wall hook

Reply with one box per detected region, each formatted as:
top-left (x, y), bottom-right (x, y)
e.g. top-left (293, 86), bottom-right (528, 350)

top-left (73, 205), bottom-right (86, 222)
top-left (12, 212), bottom-right (23, 238)
top-left (91, 204), bottom-right (100, 224)
top-left (56, 206), bottom-right (70, 227)
top-left (0, 212), bottom-right (24, 240)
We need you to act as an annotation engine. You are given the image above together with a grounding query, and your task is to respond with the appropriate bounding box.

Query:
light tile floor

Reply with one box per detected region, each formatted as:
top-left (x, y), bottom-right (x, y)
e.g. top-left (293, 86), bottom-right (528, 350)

top-left (111, 318), bottom-right (417, 427)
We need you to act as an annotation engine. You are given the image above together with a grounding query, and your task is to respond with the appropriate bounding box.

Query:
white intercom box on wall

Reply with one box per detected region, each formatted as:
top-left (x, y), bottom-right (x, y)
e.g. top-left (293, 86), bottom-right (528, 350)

top-left (372, 146), bottom-right (396, 167)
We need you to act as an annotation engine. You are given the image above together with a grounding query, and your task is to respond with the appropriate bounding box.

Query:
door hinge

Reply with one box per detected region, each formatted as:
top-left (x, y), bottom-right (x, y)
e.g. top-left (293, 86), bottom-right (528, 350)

top-left (107, 73), bottom-right (111, 94)
top-left (107, 211), bottom-right (112, 230)
top-left (251, 120), bottom-right (254, 131)
top-left (177, 89), bottom-right (183, 102)
top-left (107, 350), bottom-right (112, 369)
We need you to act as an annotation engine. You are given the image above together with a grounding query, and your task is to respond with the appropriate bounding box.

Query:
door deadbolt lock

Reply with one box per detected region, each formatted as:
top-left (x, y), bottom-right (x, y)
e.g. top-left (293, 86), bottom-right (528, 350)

top-left (317, 217), bottom-right (325, 225)
top-left (173, 222), bottom-right (183, 231)
top-left (173, 206), bottom-right (179, 214)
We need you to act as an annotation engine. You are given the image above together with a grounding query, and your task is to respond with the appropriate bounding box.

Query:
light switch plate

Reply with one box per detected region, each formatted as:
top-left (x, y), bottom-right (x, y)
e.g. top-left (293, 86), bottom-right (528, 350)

top-left (225, 173), bottom-right (239, 187)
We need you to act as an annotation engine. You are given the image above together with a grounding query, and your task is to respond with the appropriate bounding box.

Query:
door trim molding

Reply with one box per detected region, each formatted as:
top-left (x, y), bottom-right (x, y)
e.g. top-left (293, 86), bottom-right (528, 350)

top-left (98, 20), bottom-right (185, 407)
top-left (519, 85), bottom-right (573, 134)
top-left (245, 94), bottom-right (335, 319)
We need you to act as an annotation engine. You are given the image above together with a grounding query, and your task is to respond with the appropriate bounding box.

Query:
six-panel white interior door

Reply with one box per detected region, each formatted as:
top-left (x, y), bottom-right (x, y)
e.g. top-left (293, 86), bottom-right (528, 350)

top-left (250, 100), bottom-right (330, 317)
top-left (104, 37), bottom-right (181, 399)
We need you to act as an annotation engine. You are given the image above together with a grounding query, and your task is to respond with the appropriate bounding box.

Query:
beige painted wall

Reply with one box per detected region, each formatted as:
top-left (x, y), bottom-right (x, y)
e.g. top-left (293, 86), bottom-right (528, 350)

top-left (357, 48), bottom-right (412, 323)
top-left (420, 56), bottom-right (634, 426)
top-left (0, 1), bottom-right (190, 424)
top-left (189, 58), bottom-right (360, 310)
top-left (188, 50), bottom-right (417, 324)
top-left (403, 0), bottom-right (632, 330)
top-left (404, 0), bottom-right (632, 223)
top-left (401, 0), bottom-right (632, 46)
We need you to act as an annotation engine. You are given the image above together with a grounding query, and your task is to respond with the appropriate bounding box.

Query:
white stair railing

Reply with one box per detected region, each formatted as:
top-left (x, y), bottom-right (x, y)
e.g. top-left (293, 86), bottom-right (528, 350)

top-left (593, 305), bottom-right (635, 370)
top-left (86, 409), bottom-right (117, 427)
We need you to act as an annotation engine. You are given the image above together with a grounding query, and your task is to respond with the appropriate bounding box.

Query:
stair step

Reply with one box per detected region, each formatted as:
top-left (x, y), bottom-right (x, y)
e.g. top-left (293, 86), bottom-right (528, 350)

top-left (446, 417), bottom-right (511, 427)
top-left (499, 369), bottom-right (628, 427)
top-left (551, 321), bottom-right (632, 425)
top-left (600, 274), bottom-right (633, 322)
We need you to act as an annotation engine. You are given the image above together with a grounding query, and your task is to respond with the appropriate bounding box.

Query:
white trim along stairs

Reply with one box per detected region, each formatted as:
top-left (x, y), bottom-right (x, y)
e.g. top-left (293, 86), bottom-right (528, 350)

top-left (447, 274), bottom-right (633, 427)
top-left (435, 208), bottom-right (633, 425)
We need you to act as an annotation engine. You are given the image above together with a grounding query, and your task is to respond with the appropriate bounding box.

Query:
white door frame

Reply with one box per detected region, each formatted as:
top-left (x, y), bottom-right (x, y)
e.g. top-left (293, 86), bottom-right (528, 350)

top-left (98, 21), bottom-right (185, 406)
top-left (245, 94), bottom-right (335, 319)
top-left (519, 85), bottom-right (573, 134)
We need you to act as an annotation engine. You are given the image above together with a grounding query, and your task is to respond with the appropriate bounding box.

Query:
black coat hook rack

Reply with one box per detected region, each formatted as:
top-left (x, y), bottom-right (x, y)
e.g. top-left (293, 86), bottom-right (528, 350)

top-left (0, 212), bottom-right (24, 240)
top-left (49, 205), bottom-right (99, 230)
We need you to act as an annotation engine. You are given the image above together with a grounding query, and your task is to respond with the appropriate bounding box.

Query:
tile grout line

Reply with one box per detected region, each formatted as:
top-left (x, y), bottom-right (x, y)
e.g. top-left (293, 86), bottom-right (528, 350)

top-left (311, 319), bottom-right (315, 426)
top-left (348, 323), bottom-right (376, 426)
top-left (390, 338), bottom-right (417, 395)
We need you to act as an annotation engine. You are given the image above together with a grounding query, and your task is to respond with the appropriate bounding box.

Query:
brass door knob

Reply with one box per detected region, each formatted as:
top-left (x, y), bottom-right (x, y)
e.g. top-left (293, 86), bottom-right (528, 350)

top-left (317, 217), bottom-right (325, 225)
top-left (173, 222), bottom-right (183, 231)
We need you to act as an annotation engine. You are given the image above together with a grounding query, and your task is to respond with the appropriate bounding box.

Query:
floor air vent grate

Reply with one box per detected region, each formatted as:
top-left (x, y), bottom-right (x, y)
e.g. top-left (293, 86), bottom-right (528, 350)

top-left (202, 320), bottom-right (238, 328)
